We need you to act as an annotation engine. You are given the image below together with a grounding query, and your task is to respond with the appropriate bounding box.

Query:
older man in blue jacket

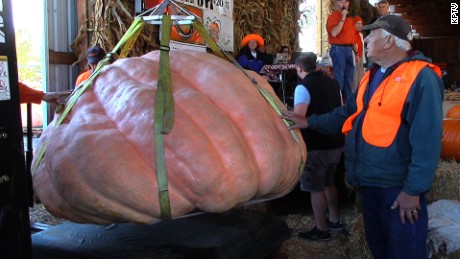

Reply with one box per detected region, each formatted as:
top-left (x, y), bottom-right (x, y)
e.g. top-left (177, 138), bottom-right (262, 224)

top-left (281, 15), bottom-right (443, 259)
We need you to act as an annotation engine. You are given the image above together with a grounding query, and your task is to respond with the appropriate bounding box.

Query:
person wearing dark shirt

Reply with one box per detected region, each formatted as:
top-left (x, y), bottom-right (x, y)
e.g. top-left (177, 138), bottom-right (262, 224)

top-left (293, 53), bottom-right (345, 241)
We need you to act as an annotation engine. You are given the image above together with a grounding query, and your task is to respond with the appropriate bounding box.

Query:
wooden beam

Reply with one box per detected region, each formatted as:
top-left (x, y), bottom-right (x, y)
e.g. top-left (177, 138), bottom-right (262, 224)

top-left (413, 27), bottom-right (460, 37)
top-left (76, 0), bottom-right (88, 72)
top-left (48, 50), bottom-right (77, 65)
top-left (401, 16), bottom-right (443, 25)
top-left (395, 2), bottom-right (449, 13)
top-left (392, 0), bottom-right (447, 6)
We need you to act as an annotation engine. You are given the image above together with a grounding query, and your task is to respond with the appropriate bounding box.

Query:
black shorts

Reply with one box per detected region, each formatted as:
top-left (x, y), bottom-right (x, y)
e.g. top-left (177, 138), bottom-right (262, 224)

top-left (300, 148), bottom-right (342, 192)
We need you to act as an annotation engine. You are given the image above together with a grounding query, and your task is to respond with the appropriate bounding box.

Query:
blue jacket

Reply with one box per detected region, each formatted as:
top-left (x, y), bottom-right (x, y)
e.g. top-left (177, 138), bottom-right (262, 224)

top-left (236, 47), bottom-right (266, 74)
top-left (307, 51), bottom-right (444, 195)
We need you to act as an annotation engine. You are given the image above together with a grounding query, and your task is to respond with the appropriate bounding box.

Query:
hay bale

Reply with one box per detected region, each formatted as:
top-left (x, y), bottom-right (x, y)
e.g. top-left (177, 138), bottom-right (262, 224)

top-left (445, 90), bottom-right (460, 102)
top-left (342, 213), bottom-right (372, 259)
top-left (277, 207), bottom-right (375, 258)
top-left (427, 160), bottom-right (460, 203)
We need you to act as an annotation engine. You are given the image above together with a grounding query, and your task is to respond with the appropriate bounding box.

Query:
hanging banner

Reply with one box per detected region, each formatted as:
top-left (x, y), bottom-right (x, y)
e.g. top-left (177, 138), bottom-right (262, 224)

top-left (144, 0), bottom-right (234, 52)
top-left (174, 0), bottom-right (233, 17)
top-left (203, 10), bottom-right (233, 51)
top-left (170, 5), bottom-right (204, 45)
top-left (145, 0), bottom-right (233, 17)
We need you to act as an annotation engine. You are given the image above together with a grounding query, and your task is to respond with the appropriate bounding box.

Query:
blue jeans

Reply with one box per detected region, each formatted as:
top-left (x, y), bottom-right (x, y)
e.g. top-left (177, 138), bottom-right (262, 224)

top-left (330, 45), bottom-right (355, 101)
top-left (360, 187), bottom-right (428, 259)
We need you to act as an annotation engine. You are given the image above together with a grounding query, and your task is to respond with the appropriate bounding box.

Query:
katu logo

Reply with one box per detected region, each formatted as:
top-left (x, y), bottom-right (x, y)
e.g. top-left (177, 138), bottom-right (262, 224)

top-left (452, 3), bottom-right (459, 24)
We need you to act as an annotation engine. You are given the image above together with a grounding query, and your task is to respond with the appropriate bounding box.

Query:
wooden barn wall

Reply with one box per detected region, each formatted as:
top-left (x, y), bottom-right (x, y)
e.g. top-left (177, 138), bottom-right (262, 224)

top-left (73, 0), bottom-right (300, 63)
top-left (319, 0), bottom-right (334, 56)
top-left (412, 37), bottom-right (460, 86)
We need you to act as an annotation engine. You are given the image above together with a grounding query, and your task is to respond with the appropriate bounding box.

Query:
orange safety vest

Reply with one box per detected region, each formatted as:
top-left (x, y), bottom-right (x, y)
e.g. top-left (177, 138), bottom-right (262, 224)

top-left (342, 60), bottom-right (441, 147)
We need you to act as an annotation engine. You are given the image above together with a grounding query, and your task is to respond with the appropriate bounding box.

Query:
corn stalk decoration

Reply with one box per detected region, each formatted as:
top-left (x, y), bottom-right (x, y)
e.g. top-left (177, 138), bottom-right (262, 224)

top-left (71, 0), bottom-right (300, 61)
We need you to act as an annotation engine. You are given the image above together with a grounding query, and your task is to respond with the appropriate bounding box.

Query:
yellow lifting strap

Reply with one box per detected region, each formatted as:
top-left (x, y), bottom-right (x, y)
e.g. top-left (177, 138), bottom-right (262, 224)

top-left (32, 17), bottom-right (146, 173)
top-left (155, 13), bottom-right (174, 220)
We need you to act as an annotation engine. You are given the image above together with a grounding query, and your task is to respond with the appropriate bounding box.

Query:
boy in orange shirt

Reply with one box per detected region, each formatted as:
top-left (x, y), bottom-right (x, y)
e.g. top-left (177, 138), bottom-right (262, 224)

top-left (19, 82), bottom-right (70, 104)
top-left (75, 46), bottom-right (106, 88)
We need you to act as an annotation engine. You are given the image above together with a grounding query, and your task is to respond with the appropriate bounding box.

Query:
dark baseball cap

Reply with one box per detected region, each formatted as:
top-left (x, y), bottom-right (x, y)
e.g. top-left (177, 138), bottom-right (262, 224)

top-left (362, 15), bottom-right (413, 41)
top-left (87, 46), bottom-right (106, 64)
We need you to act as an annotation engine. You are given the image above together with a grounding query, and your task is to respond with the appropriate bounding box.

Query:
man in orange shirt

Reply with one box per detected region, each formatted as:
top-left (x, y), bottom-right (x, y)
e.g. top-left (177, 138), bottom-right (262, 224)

top-left (19, 82), bottom-right (70, 104)
top-left (326, 0), bottom-right (356, 102)
top-left (75, 46), bottom-right (106, 88)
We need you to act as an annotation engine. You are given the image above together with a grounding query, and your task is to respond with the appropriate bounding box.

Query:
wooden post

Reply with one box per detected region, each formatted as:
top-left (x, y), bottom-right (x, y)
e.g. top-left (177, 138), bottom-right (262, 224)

top-left (76, 0), bottom-right (89, 73)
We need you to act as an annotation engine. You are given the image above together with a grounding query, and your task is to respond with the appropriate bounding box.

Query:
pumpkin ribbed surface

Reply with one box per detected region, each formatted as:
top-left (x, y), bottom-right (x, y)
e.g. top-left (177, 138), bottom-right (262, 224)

top-left (32, 50), bottom-right (307, 224)
top-left (441, 119), bottom-right (460, 161)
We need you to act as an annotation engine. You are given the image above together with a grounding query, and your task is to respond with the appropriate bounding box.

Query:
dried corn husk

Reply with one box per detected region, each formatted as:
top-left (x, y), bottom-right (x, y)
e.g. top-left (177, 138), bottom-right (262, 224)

top-left (233, 0), bottom-right (299, 54)
top-left (71, 0), bottom-right (159, 65)
top-left (72, 0), bottom-right (300, 63)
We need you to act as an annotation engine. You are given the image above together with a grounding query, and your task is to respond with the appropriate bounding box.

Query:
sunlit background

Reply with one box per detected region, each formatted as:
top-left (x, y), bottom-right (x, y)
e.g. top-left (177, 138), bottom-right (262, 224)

top-left (13, 0), bottom-right (45, 128)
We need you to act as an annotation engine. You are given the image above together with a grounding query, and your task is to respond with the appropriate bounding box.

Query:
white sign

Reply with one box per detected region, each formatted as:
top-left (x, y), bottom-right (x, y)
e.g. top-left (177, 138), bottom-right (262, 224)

top-left (203, 10), bottom-right (233, 51)
top-left (0, 55), bottom-right (11, 101)
top-left (175, 0), bottom-right (233, 17)
top-left (170, 40), bottom-right (207, 52)
top-left (171, 0), bottom-right (234, 52)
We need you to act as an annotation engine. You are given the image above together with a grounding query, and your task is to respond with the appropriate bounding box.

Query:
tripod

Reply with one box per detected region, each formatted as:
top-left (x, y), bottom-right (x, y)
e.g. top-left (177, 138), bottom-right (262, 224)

top-left (278, 68), bottom-right (296, 107)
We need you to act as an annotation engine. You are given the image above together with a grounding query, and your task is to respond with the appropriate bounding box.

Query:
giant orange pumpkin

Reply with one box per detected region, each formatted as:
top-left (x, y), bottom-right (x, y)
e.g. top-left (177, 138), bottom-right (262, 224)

top-left (441, 105), bottom-right (460, 161)
top-left (32, 50), bottom-right (307, 224)
top-left (441, 119), bottom-right (460, 161)
top-left (446, 104), bottom-right (460, 119)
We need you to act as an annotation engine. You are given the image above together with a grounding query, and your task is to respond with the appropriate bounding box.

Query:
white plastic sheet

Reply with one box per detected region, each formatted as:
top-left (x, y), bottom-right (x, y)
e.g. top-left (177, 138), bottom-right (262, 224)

top-left (427, 199), bottom-right (460, 256)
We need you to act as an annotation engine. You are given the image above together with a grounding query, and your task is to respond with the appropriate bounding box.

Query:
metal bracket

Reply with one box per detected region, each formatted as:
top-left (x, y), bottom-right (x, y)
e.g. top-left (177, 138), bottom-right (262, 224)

top-left (137, 0), bottom-right (201, 25)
